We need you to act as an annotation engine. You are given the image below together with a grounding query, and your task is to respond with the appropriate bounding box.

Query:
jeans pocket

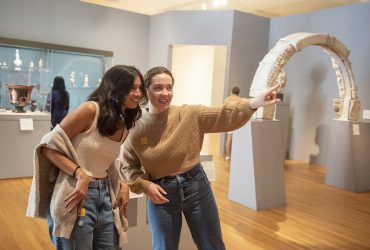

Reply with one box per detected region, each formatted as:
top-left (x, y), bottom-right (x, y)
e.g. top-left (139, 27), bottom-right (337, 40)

top-left (192, 169), bottom-right (209, 184)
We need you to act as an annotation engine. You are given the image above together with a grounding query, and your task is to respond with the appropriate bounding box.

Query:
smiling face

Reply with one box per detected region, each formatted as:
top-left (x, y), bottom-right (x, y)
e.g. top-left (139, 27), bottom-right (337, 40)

top-left (121, 75), bottom-right (142, 111)
top-left (147, 73), bottom-right (173, 113)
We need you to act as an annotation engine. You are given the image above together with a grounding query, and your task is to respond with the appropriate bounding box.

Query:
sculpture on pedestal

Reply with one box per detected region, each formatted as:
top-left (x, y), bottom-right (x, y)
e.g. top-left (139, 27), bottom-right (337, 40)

top-left (29, 61), bottom-right (34, 71)
top-left (83, 74), bottom-right (89, 87)
top-left (249, 32), bottom-right (361, 121)
top-left (69, 71), bottom-right (76, 87)
top-left (14, 49), bottom-right (22, 71)
top-left (38, 59), bottom-right (43, 69)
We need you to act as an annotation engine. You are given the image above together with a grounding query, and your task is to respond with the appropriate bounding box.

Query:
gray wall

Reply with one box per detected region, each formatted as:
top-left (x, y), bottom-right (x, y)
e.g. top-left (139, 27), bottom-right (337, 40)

top-left (148, 10), bottom-right (269, 99)
top-left (229, 11), bottom-right (270, 98)
top-left (269, 2), bottom-right (370, 164)
top-left (0, 0), bottom-right (149, 70)
top-left (148, 10), bottom-right (270, 155)
top-left (148, 10), bottom-right (234, 81)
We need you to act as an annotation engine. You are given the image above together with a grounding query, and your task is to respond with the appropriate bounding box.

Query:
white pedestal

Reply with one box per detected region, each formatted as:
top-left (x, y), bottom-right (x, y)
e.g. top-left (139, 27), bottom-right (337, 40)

top-left (125, 196), bottom-right (196, 250)
top-left (228, 120), bottom-right (286, 210)
top-left (326, 120), bottom-right (370, 192)
top-left (0, 111), bottom-right (50, 179)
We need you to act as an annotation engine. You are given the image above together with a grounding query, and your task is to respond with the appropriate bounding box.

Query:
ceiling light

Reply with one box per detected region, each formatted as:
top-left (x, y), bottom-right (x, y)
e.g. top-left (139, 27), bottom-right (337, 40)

top-left (213, 0), bottom-right (227, 8)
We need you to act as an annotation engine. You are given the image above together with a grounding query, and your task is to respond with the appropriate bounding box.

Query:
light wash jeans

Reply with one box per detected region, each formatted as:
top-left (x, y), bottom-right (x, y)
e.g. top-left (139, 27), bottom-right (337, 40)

top-left (147, 163), bottom-right (226, 250)
top-left (47, 179), bottom-right (118, 250)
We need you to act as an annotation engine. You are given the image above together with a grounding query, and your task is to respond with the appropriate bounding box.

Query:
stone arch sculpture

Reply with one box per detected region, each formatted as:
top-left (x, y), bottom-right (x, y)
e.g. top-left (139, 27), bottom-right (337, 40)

top-left (249, 32), bottom-right (361, 121)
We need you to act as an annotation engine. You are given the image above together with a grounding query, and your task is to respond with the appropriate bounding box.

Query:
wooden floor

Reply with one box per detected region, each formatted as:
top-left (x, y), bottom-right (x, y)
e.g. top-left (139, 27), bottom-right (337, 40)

top-left (1, 134), bottom-right (370, 249)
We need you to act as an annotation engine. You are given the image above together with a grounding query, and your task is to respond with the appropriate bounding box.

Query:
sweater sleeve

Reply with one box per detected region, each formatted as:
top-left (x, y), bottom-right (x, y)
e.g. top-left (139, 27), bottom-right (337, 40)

top-left (119, 136), bottom-right (151, 194)
top-left (198, 98), bottom-right (256, 133)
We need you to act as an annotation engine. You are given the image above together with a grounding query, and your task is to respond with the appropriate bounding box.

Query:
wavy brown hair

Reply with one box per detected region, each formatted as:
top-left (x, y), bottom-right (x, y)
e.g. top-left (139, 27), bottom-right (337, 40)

top-left (88, 65), bottom-right (147, 136)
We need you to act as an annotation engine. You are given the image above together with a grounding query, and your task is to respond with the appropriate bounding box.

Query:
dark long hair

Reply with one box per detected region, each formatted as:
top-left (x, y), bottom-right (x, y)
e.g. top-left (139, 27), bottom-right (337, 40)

top-left (88, 65), bottom-right (146, 136)
top-left (52, 76), bottom-right (69, 106)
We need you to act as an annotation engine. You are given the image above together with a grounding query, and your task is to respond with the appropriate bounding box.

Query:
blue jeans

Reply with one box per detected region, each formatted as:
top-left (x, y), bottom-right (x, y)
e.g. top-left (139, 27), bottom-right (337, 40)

top-left (147, 164), bottom-right (226, 250)
top-left (47, 179), bottom-right (118, 250)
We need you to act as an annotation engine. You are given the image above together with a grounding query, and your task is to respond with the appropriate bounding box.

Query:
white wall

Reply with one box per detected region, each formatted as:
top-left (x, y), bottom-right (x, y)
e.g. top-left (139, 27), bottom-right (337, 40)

top-left (171, 45), bottom-right (215, 106)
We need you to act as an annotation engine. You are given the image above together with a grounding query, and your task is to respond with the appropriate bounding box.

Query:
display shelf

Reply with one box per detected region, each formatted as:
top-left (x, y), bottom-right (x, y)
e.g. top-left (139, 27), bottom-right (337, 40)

top-left (0, 37), bottom-right (113, 180)
top-left (0, 37), bottom-right (113, 112)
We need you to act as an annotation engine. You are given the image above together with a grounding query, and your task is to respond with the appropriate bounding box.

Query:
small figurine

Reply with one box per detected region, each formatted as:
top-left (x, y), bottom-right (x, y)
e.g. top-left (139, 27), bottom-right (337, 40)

top-left (83, 74), bottom-right (89, 87)
top-left (38, 58), bottom-right (43, 69)
top-left (0, 62), bottom-right (8, 69)
top-left (29, 61), bottom-right (34, 71)
top-left (29, 100), bottom-right (37, 112)
top-left (14, 49), bottom-right (23, 71)
top-left (69, 71), bottom-right (76, 87)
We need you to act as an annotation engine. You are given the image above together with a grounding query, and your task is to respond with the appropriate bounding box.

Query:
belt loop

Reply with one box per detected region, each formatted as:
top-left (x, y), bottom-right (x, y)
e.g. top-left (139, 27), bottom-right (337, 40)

top-left (186, 172), bottom-right (192, 180)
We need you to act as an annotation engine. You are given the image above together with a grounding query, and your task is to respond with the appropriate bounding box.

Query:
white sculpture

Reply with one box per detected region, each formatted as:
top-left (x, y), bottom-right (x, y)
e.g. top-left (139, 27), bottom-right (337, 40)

top-left (83, 74), bottom-right (89, 87)
top-left (0, 62), bottom-right (7, 69)
top-left (29, 61), bottom-right (34, 71)
top-left (38, 59), bottom-right (43, 69)
top-left (69, 71), bottom-right (76, 87)
top-left (14, 49), bottom-right (22, 71)
top-left (249, 32), bottom-right (361, 121)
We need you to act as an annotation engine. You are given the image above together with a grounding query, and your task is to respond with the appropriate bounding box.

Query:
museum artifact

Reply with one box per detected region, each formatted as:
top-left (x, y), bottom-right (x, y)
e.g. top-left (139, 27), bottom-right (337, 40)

top-left (14, 49), bottom-right (22, 71)
top-left (29, 100), bottom-right (37, 112)
top-left (1, 62), bottom-right (8, 69)
top-left (7, 83), bottom-right (35, 113)
top-left (83, 74), bottom-right (89, 87)
top-left (249, 32), bottom-right (361, 121)
top-left (69, 71), bottom-right (76, 87)
top-left (29, 61), bottom-right (34, 71)
top-left (38, 58), bottom-right (43, 69)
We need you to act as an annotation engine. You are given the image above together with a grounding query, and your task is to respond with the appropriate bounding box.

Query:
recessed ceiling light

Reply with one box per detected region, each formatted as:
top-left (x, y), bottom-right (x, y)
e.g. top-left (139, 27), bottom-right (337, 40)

top-left (213, 0), bottom-right (227, 8)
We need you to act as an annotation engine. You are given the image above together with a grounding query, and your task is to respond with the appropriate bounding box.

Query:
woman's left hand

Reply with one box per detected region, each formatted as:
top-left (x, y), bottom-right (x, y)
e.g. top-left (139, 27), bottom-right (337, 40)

top-left (113, 180), bottom-right (129, 217)
top-left (248, 84), bottom-right (281, 109)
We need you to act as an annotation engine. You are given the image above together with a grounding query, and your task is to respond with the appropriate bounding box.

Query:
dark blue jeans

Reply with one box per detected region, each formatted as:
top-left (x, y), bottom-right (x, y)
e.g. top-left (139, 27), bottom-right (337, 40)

top-left (147, 164), bottom-right (226, 250)
top-left (47, 179), bottom-right (118, 250)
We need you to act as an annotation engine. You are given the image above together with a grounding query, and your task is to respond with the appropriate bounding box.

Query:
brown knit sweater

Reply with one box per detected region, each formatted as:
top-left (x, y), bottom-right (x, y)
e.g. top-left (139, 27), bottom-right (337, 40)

top-left (120, 98), bottom-right (256, 193)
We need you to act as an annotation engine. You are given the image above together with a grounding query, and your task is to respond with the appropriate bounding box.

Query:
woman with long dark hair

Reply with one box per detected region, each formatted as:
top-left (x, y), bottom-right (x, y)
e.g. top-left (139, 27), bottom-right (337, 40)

top-left (27, 65), bottom-right (147, 249)
top-left (46, 76), bottom-right (70, 129)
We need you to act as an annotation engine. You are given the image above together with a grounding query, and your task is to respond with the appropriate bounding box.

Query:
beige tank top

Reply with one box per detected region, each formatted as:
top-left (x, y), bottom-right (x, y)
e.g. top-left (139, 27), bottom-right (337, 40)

top-left (71, 102), bottom-right (128, 178)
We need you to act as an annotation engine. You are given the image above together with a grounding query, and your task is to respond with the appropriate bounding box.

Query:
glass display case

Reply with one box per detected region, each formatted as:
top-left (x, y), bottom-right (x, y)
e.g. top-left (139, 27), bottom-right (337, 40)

top-left (0, 37), bottom-right (113, 113)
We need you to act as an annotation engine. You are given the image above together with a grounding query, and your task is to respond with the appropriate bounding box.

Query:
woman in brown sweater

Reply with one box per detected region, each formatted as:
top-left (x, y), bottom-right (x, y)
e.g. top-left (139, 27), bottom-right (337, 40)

top-left (120, 66), bottom-right (280, 250)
